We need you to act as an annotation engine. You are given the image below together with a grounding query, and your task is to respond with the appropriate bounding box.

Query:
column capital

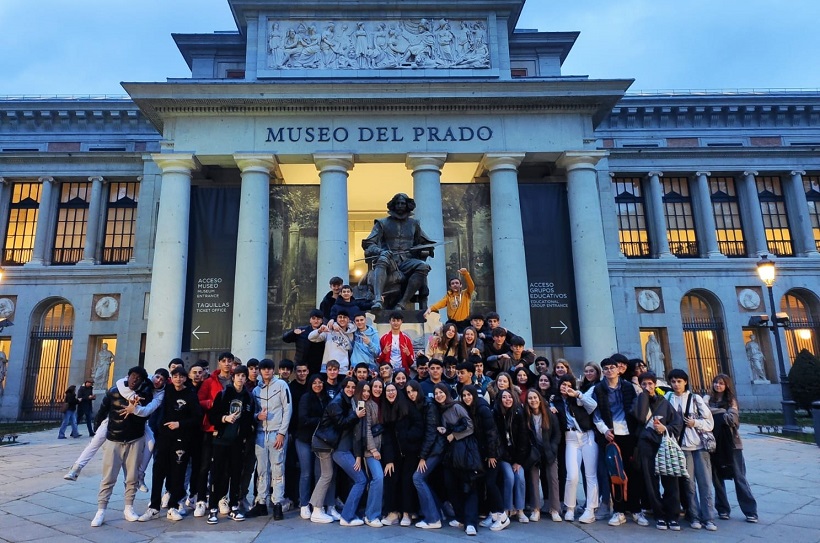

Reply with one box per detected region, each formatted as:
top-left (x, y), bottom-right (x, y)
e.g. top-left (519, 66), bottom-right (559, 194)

top-left (556, 150), bottom-right (608, 172)
top-left (481, 152), bottom-right (525, 173)
top-left (695, 171), bottom-right (712, 177)
top-left (0, 177), bottom-right (6, 185)
top-left (406, 153), bottom-right (447, 173)
top-left (647, 171), bottom-right (664, 178)
top-left (87, 176), bottom-right (107, 184)
top-left (38, 176), bottom-right (56, 184)
top-left (233, 153), bottom-right (277, 174)
top-left (743, 170), bottom-right (759, 178)
top-left (313, 153), bottom-right (354, 174)
top-left (790, 170), bottom-right (806, 177)
top-left (151, 153), bottom-right (198, 175)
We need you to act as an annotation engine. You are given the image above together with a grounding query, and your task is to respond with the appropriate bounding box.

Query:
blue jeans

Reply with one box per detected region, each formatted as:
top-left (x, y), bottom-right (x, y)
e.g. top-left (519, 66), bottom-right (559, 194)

top-left (333, 450), bottom-right (368, 522)
top-left (295, 439), bottom-right (320, 507)
top-left (58, 410), bottom-right (79, 438)
top-left (412, 454), bottom-right (442, 523)
top-left (499, 460), bottom-right (526, 511)
top-left (684, 449), bottom-right (715, 522)
top-left (364, 456), bottom-right (384, 521)
top-left (713, 448), bottom-right (757, 517)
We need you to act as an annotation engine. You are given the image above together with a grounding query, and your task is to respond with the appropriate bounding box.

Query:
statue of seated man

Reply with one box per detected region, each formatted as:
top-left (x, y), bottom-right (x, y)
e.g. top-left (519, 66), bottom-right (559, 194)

top-left (362, 193), bottom-right (435, 310)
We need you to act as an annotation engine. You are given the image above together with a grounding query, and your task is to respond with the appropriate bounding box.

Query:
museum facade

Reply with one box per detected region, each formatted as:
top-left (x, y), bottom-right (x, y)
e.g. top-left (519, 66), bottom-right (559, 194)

top-left (0, 0), bottom-right (818, 419)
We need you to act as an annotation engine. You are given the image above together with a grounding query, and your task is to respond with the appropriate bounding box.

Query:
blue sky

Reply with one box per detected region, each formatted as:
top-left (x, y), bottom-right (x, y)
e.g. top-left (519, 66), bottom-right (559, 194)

top-left (1, 0), bottom-right (818, 96)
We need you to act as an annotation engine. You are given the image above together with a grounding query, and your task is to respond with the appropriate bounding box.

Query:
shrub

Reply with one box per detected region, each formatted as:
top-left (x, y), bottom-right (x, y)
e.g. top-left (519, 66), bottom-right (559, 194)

top-left (787, 349), bottom-right (820, 413)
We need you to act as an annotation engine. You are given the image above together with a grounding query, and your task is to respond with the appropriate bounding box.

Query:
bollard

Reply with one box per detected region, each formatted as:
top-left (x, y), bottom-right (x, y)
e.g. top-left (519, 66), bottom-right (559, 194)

top-left (812, 401), bottom-right (820, 448)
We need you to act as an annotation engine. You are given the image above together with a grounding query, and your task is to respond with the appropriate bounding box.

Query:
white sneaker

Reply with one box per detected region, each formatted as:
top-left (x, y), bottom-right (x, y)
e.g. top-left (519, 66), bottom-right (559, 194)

top-left (449, 519), bottom-right (464, 528)
top-left (489, 513), bottom-right (510, 531)
top-left (193, 501), bottom-right (207, 517)
top-left (550, 510), bottom-right (563, 522)
top-left (529, 510), bottom-right (540, 522)
top-left (310, 509), bottom-right (334, 524)
top-left (137, 478), bottom-right (149, 493)
top-left (632, 512), bottom-right (649, 526)
top-left (327, 506), bottom-right (342, 521)
top-left (382, 512), bottom-right (399, 526)
top-left (364, 517), bottom-right (383, 527)
top-left (579, 509), bottom-right (596, 524)
top-left (414, 520), bottom-right (441, 529)
top-left (64, 470), bottom-right (79, 481)
top-left (166, 508), bottom-right (183, 521)
top-left (300, 505), bottom-right (312, 519)
top-left (400, 513), bottom-right (412, 526)
top-left (281, 498), bottom-right (293, 512)
top-left (124, 505), bottom-right (139, 522)
top-left (218, 496), bottom-right (230, 515)
top-left (91, 509), bottom-right (105, 527)
top-left (160, 492), bottom-right (170, 509)
top-left (340, 518), bottom-right (364, 526)
top-left (608, 512), bottom-right (626, 526)
top-left (465, 525), bottom-right (477, 536)
top-left (564, 509), bottom-right (575, 522)
top-left (518, 511), bottom-right (529, 523)
top-left (138, 507), bottom-right (160, 522)
top-left (480, 513), bottom-right (496, 528)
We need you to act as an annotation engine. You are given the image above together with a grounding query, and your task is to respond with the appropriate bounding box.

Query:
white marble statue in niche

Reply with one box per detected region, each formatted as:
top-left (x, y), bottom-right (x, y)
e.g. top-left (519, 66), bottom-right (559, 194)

top-left (745, 333), bottom-right (769, 383)
top-left (267, 18), bottom-right (490, 70)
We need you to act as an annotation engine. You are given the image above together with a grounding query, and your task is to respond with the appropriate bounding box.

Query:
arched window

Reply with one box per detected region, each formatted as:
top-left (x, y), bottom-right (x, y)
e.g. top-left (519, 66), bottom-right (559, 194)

top-left (681, 292), bottom-right (729, 394)
top-left (781, 291), bottom-right (819, 361)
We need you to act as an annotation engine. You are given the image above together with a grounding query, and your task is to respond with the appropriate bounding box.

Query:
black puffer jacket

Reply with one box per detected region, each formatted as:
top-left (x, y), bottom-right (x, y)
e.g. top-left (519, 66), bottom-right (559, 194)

top-left (493, 404), bottom-right (530, 465)
top-left (419, 398), bottom-right (446, 460)
top-left (96, 382), bottom-right (153, 443)
top-left (468, 397), bottom-right (501, 461)
top-left (297, 391), bottom-right (327, 443)
top-left (312, 392), bottom-right (359, 452)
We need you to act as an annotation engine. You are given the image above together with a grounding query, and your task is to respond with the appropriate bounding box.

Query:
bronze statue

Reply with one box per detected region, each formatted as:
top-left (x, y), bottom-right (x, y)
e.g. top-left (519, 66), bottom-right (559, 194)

top-left (362, 193), bottom-right (435, 310)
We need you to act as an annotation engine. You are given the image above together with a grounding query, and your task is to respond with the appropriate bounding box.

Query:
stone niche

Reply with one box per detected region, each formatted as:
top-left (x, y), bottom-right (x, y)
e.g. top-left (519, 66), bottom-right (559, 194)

top-left (265, 18), bottom-right (491, 71)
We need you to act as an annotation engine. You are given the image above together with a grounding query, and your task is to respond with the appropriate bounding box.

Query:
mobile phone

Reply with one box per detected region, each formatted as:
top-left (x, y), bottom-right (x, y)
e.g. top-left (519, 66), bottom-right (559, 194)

top-left (653, 415), bottom-right (663, 421)
top-left (357, 400), bottom-right (365, 411)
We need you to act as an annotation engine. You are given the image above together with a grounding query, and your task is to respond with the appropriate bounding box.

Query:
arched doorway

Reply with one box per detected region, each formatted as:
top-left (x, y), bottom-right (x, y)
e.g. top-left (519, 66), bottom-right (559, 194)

top-left (20, 300), bottom-right (74, 420)
top-left (781, 289), bottom-right (820, 361)
top-left (681, 291), bottom-right (729, 394)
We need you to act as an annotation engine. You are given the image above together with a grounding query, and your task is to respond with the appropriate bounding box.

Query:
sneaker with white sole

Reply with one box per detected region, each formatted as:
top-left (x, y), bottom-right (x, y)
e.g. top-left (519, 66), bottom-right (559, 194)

top-left (64, 470), bottom-right (79, 481)
top-left (138, 507), bottom-right (160, 522)
top-left (91, 509), bottom-right (105, 527)
top-left (490, 512), bottom-right (510, 531)
top-left (281, 498), bottom-right (293, 513)
top-left (633, 512), bottom-right (649, 526)
top-left (400, 513), bottom-right (412, 526)
top-left (449, 519), bottom-right (464, 528)
top-left (382, 512), bottom-right (399, 526)
top-left (517, 511), bottom-right (529, 523)
top-left (579, 509), bottom-right (595, 524)
top-left (364, 517), bottom-right (383, 527)
top-left (415, 520), bottom-right (442, 529)
top-left (564, 509), bottom-right (574, 522)
top-left (691, 520), bottom-right (703, 529)
top-left (124, 505), bottom-right (139, 522)
top-left (138, 479), bottom-right (149, 493)
top-left (161, 492), bottom-right (171, 509)
top-left (480, 513), bottom-right (496, 528)
top-left (327, 506), bottom-right (342, 521)
top-left (310, 509), bottom-right (334, 524)
top-left (529, 510), bottom-right (540, 522)
top-left (228, 507), bottom-right (245, 522)
top-left (704, 521), bottom-right (717, 531)
top-left (207, 509), bottom-right (219, 525)
top-left (194, 501), bottom-right (207, 517)
top-left (167, 508), bottom-right (183, 521)
top-left (218, 497), bottom-right (230, 515)
top-left (340, 518), bottom-right (364, 526)
top-left (550, 510), bottom-right (563, 522)
top-left (465, 525), bottom-right (477, 536)
top-left (300, 505), bottom-right (312, 519)
top-left (608, 512), bottom-right (626, 526)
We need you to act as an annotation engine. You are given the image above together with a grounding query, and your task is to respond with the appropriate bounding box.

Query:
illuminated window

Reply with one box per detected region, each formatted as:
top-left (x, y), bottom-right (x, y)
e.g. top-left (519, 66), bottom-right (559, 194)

top-left (709, 176), bottom-right (745, 257)
top-left (613, 176), bottom-right (650, 258)
top-left (756, 175), bottom-right (793, 256)
top-left (804, 175), bottom-right (820, 252)
top-left (102, 181), bottom-right (139, 264)
top-left (3, 182), bottom-right (41, 265)
top-left (52, 182), bottom-right (90, 264)
top-left (681, 292), bottom-right (729, 394)
top-left (781, 291), bottom-right (819, 361)
top-left (662, 176), bottom-right (698, 257)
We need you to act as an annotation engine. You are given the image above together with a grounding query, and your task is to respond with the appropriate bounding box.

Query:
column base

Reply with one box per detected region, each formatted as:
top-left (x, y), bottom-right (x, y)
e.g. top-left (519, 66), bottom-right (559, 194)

top-left (657, 252), bottom-right (676, 260)
top-left (76, 259), bottom-right (97, 267)
top-left (706, 251), bottom-right (728, 259)
top-left (801, 251), bottom-right (820, 258)
top-left (23, 259), bottom-right (45, 267)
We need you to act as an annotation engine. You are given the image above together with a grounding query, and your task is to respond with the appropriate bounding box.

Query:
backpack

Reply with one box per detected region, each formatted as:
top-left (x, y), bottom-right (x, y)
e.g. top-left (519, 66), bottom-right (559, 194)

top-left (605, 441), bottom-right (628, 502)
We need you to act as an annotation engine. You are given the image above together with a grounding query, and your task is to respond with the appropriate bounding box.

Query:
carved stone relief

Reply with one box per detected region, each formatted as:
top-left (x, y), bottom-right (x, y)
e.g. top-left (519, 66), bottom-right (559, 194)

top-left (267, 18), bottom-right (490, 70)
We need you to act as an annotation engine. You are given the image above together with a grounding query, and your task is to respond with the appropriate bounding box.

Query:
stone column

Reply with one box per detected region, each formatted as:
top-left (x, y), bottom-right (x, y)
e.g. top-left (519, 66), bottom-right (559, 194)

top-left (483, 152), bottom-right (532, 346)
top-left (144, 154), bottom-right (196, 365)
top-left (407, 153), bottom-right (447, 308)
top-left (314, 154), bottom-right (353, 305)
top-left (739, 171), bottom-right (768, 256)
top-left (693, 171), bottom-right (724, 258)
top-left (785, 170), bottom-right (820, 257)
top-left (557, 151), bottom-right (618, 361)
top-left (0, 178), bottom-right (10, 259)
top-left (646, 171), bottom-right (674, 259)
top-left (232, 154), bottom-right (276, 360)
top-left (25, 176), bottom-right (56, 267)
top-left (78, 176), bottom-right (106, 266)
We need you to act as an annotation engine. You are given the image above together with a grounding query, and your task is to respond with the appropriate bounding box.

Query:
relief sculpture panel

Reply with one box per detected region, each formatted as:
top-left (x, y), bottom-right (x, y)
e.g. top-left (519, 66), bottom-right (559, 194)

top-left (267, 18), bottom-right (490, 70)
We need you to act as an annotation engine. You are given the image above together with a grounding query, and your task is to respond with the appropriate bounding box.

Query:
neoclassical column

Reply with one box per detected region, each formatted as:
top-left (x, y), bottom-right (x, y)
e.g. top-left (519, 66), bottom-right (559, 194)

top-left (646, 171), bottom-right (674, 259)
top-left (482, 152), bottom-right (532, 346)
top-left (692, 171), bottom-right (725, 258)
top-left (25, 176), bottom-right (57, 267)
top-left (784, 170), bottom-right (820, 257)
top-left (144, 154), bottom-right (197, 365)
top-left (557, 151), bottom-right (618, 361)
top-left (78, 176), bottom-right (106, 265)
top-left (739, 171), bottom-right (768, 256)
top-left (231, 154), bottom-right (276, 360)
top-left (314, 153), bottom-right (353, 305)
top-left (0, 178), bottom-right (10, 259)
top-left (406, 153), bottom-right (447, 308)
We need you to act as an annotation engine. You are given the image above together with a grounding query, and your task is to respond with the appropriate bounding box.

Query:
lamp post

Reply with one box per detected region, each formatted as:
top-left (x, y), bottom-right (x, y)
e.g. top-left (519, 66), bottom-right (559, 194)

top-left (756, 254), bottom-right (800, 433)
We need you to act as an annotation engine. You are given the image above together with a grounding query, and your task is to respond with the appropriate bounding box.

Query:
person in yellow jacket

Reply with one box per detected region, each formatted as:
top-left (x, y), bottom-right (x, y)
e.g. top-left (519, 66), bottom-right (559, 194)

top-left (423, 268), bottom-right (475, 331)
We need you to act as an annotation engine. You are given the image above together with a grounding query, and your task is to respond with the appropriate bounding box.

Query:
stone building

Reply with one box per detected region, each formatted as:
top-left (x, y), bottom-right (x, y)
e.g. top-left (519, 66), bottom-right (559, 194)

top-left (0, 0), bottom-right (817, 418)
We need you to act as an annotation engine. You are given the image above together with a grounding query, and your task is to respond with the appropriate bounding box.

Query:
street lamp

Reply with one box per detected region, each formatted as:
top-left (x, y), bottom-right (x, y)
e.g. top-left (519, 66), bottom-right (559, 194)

top-left (755, 254), bottom-right (800, 433)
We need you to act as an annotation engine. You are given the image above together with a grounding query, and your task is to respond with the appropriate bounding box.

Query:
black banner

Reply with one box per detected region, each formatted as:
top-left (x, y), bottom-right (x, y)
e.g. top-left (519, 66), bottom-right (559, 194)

top-left (183, 187), bottom-right (240, 352)
top-left (519, 184), bottom-right (579, 346)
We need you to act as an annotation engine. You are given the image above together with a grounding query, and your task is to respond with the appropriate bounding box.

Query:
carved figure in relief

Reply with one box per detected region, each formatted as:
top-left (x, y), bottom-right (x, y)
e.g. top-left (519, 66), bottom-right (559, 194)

top-left (354, 22), bottom-right (371, 68)
top-left (269, 23), bottom-right (285, 67)
top-left (282, 28), bottom-right (302, 67)
top-left (320, 23), bottom-right (339, 67)
top-left (745, 333), bottom-right (768, 382)
top-left (296, 24), bottom-right (322, 67)
top-left (436, 19), bottom-right (456, 62)
top-left (0, 351), bottom-right (7, 393)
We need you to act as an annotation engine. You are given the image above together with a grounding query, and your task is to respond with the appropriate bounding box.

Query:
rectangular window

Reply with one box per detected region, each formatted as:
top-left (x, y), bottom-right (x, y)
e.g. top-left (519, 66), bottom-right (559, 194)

top-left (3, 182), bottom-right (41, 265)
top-left (613, 176), bottom-right (650, 258)
top-left (709, 176), bottom-right (746, 257)
top-left (662, 176), bottom-right (699, 257)
top-left (756, 175), bottom-right (793, 256)
top-left (52, 182), bottom-right (90, 264)
top-left (102, 181), bottom-right (139, 264)
top-left (804, 175), bottom-right (820, 252)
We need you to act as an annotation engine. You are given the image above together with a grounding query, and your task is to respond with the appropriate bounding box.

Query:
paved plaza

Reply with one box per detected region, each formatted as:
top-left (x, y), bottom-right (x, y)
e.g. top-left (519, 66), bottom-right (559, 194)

top-left (0, 425), bottom-right (818, 543)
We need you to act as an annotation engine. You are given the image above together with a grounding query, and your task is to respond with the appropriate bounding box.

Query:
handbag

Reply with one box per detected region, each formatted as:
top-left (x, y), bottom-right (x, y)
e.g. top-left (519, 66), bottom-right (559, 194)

top-left (605, 442), bottom-right (628, 502)
top-left (685, 393), bottom-right (717, 453)
top-left (655, 430), bottom-right (688, 478)
top-left (447, 434), bottom-right (484, 473)
top-left (59, 402), bottom-right (69, 414)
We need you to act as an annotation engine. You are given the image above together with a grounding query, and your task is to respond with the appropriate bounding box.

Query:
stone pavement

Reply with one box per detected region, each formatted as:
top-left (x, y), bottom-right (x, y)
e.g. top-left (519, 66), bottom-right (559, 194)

top-left (0, 425), bottom-right (818, 543)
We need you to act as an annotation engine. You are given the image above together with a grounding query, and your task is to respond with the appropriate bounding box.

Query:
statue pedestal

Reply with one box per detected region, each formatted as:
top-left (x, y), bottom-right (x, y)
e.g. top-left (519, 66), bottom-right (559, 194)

top-left (752, 379), bottom-right (771, 385)
top-left (369, 308), bottom-right (427, 325)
